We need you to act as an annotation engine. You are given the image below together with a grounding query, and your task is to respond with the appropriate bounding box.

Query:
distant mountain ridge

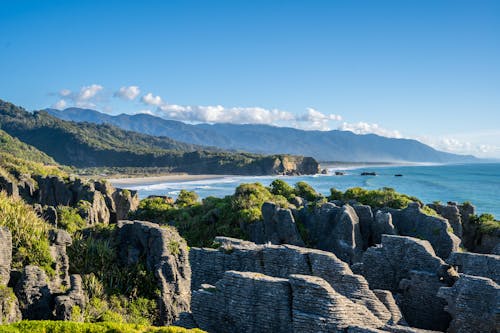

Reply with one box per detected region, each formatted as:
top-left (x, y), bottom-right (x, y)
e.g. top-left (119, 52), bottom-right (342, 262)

top-left (0, 100), bottom-right (319, 175)
top-left (47, 107), bottom-right (478, 163)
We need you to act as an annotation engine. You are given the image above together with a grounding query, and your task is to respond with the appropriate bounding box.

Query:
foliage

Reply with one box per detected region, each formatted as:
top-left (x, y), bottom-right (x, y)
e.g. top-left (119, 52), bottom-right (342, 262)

top-left (0, 320), bottom-right (205, 333)
top-left (268, 179), bottom-right (295, 200)
top-left (175, 190), bottom-right (199, 208)
top-left (57, 205), bottom-right (86, 234)
top-left (0, 191), bottom-right (54, 273)
top-left (0, 129), bottom-right (57, 164)
top-left (133, 197), bottom-right (174, 222)
top-left (294, 181), bottom-right (322, 201)
top-left (0, 152), bottom-right (67, 178)
top-left (334, 187), bottom-right (419, 209)
top-left (470, 213), bottom-right (500, 235)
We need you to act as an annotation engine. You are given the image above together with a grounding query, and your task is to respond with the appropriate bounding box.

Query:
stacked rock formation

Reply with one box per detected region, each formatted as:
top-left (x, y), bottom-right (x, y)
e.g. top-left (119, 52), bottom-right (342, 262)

top-left (117, 220), bottom-right (191, 325)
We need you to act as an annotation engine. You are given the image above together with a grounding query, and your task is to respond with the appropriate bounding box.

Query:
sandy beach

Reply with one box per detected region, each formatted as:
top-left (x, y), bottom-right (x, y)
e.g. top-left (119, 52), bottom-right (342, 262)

top-left (107, 173), bottom-right (227, 186)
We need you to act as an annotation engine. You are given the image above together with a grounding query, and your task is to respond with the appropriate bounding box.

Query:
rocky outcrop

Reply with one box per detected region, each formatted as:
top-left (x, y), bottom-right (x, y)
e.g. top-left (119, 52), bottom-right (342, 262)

top-left (191, 271), bottom-right (384, 333)
top-left (428, 203), bottom-right (462, 239)
top-left (0, 173), bottom-right (18, 198)
top-left (438, 274), bottom-right (500, 333)
top-left (371, 211), bottom-right (397, 245)
top-left (49, 229), bottom-right (72, 290)
top-left (296, 202), bottom-right (364, 263)
top-left (14, 265), bottom-right (53, 320)
top-left (447, 251), bottom-right (500, 283)
top-left (373, 290), bottom-right (407, 326)
top-left (0, 228), bottom-right (12, 287)
top-left (117, 220), bottom-right (191, 325)
top-left (384, 203), bottom-right (460, 259)
top-left (191, 237), bottom-right (392, 323)
top-left (353, 205), bottom-right (374, 250)
top-left (54, 275), bottom-right (86, 321)
top-left (111, 188), bottom-right (139, 221)
top-left (352, 235), bottom-right (457, 331)
top-left (244, 202), bottom-right (304, 246)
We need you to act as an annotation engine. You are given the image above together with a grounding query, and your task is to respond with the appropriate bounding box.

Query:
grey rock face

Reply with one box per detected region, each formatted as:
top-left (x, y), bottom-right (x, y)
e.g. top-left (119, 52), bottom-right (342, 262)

top-left (373, 290), bottom-right (407, 326)
top-left (353, 235), bottom-right (456, 331)
top-left (191, 271), bottom-right (384, 333)
top-left (192, 271), bottom-right (293, 333)
top-left (244, 202), bottom-right (304, 246)
top-left (428, 203), bottom-right (463, 239)
top-left (112, 188), bottom-right (139, 221)
top-left (384, 203), bottom-right (460, 259)
top-left (372, 211), bottom-right (397, 245)
top-left (190, 237), bottom-right (392, 323)
top-left (297, 202), bottom-right (364, 263)
top-left (0, 174), bottom-right (18, 198)
top-left (54, 275), bottom-right (86, 321)
top-left (354, 235), bottom-right (444, 291)
top-left (493, 243), bottom-right (500, 255)
top-left (0, 286), bottom-right (21, 324)
top-left (0, 228), bottom-right (12, 286)
top-left (447, 251), bottom-right (500, 284)
top-left (399, 271), bottom-right (451, 331)
top-left (353, 204), bottom-right (374, 250)
top-left (438, 274), bottom-right (500, 333)
top-left (457, 203), bottom-right (477, 250)
top-left (117, 220), bottom-right (191, 325)
top-left (49, 229), bottom-right (72, 290)
top-left (14, 265), bottom-right (53, 320)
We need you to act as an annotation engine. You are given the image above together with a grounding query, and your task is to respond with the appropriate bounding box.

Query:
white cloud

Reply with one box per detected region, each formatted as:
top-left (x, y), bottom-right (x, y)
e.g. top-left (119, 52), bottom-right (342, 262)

top-left (52, 99), bottom-right (67, 110)
top-left (338, 122), bottom-right (403, 138)
top-left (141, 93), bottom-right (163, 106)
top-left (56, 84), bottom-right (104, 108)
top-left (418, 136), bottom-right (500, 157)
top-left (295, 107), bottom-right (342, 130)
top-left (114, 86), bottom-right (140, 100)
top-left (157, 104), bottom-right (295, 124)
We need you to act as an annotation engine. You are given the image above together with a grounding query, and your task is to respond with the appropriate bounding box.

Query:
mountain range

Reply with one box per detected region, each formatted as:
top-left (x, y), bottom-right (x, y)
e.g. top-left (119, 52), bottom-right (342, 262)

top-left (47, 107), bottom-right (478, 163)
top-left (0, 100), bottom-right (318, 175)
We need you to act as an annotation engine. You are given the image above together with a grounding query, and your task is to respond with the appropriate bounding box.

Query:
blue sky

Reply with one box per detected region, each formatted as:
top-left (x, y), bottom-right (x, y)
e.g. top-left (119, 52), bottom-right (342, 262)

top-left (1, 0), bottom-right (499, 157)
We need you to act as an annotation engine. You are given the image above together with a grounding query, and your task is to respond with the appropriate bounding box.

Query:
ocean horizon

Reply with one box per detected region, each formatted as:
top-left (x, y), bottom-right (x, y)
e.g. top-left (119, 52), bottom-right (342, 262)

top-left (111, 162), bottom-right (500, 217)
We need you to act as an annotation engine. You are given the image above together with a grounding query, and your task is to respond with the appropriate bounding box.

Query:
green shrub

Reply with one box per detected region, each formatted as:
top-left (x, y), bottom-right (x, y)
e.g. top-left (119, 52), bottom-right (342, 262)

top-left (57, 205), bottom-right (86, 233)
top-left (470, 213), bottom-right (500, 235)
top-left (175, 190), bottom-right (199, 208)
top-left (132, 197), bottom-right (173, 223)
top-left (0, 320), bottom-right (205, 332)
top-left (341, 187), bottom-right (418, 209)
top-left (0, 191), bottom-right (54, 274)
top-left (294, 181), bottom-right (322, 202)
top-left (268, 179), bottom-right (295, 200)
top-left (328, 188), bottom-right (343, 201)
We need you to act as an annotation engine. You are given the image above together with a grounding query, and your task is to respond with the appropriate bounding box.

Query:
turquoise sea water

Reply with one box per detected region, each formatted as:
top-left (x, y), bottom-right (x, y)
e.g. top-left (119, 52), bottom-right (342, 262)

top-left (111, 163), bottom-right (500, 217)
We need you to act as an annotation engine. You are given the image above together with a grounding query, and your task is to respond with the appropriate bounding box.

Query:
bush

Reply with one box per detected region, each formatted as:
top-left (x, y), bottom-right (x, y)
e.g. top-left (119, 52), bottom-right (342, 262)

top-left (57, 206), bottom-right (86, 233)
top-left (294, 181), bottom-right (322, 202)
top-left (0, 320), bottom-right (205, 332)
top-left (0, 191), bottom-right (54, 274)
top-left (268, 179), bottom-right (295, 200)
top-left (340, 187), bottom-right (418, 209)
top-left (175, 190), bottom-right (199, 208)
top-left (470, 213), bottom-right (500, 235)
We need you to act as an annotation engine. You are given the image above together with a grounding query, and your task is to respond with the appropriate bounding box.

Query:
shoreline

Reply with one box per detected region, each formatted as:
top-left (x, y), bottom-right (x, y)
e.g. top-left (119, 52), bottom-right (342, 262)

top-left (107, 173), bottom-right (227, 186)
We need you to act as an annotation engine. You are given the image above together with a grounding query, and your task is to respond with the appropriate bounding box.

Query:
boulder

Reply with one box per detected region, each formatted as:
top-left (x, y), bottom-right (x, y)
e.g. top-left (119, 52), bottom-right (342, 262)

top-left (0, 286), bottom-right (21, 324)
top-left (438, 274), bottom-right (500, 333)
top-left (191, 271), bottom-right (384, 333)
top-left (14, 265), bottom-right (53, 320)
top-left (54, 275), bottom-right (86, 321)
top-left (297, 202), bottom-right (364, 263)
top-left (112, 189), bottom-right (139, 221)
top-left (190, 237), bottom-right (392, 323)
top-left (49, 229), bottom-right (72, 290)
top-left (244, 202), bottom-right (304, 246)
top-left (117, 220), bottom-right (191, 325)
top-left (0, 228), bottom-right (12, 286)
top-left (428, 203), bottom-right (462, 239)
top-left (447, 251), bottom-right (500, 284)
top-left (384, 203), bottom-right (460, 259)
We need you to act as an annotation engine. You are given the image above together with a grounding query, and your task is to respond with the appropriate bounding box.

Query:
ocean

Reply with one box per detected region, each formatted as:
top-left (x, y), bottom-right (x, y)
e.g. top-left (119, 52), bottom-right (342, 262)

top-left (111, 163), bottom-right (500, 217)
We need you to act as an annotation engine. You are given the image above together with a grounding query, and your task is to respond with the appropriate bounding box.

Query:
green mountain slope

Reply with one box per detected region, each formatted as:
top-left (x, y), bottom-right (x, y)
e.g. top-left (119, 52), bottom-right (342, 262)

top-left (0, 100), bottom-right (318, 175)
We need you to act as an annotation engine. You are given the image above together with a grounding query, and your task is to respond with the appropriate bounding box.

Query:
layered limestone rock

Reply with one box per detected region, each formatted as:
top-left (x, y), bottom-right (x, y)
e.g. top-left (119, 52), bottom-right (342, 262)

top-left (353, 204), bottom-right (374, 250)
top-left (191, 271), bottom-right (384, 333)
top-left (244, 202), bottom-right (304, 246)
top-left (54, 275), bottom-right (86, 321)
top-left (428, 203), bottom-right (463, 239)
top-left (191, 237), bottom-right (392, 323)
top-left (447, 251), bottom-right (500, 284)
top-left (49, 229), bottom-right (72, 290)
top-left (383, 203), bottom-right (460, 259)
top-left (0, 228), bottom-right (12, 286)
top-left (0, 286), bottom-right (21, 324)
top-left (0, 173), bottom-right (18, 198)
top-left (14, 265), bottom-right (53, 320)
top-left (372, 290), bottom-right (407, 326)
top-left (438, 274), bottom-right (500, 333)
top-left (371, 211), bottom-right (397, 245)
top-left (117, 220), bottom-right (191, 325)
top-left (352, 235), bottom-right (457, 331)
top-left (296, 202), bottom-right (364, 263)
